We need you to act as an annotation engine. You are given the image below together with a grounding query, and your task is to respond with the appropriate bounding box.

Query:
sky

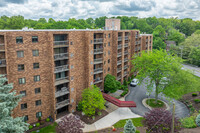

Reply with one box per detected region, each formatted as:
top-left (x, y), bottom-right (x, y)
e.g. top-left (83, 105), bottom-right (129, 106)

top-left (0, 0), bottom-right (200, 20)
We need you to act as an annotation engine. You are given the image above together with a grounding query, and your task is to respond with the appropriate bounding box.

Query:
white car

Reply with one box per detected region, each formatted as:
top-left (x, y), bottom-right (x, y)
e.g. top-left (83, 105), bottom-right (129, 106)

top-left (130, 79), bottom-right (139, 87)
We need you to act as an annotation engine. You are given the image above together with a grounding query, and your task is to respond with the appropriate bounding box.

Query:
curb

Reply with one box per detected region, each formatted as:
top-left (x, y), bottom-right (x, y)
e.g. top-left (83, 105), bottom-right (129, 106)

top-left (142, 98), bottom-right (170, 111)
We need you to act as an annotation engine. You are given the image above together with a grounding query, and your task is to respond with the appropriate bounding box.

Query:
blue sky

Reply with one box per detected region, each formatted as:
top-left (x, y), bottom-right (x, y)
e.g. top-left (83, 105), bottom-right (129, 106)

top-left (0, 0), bottom-right (200, 20)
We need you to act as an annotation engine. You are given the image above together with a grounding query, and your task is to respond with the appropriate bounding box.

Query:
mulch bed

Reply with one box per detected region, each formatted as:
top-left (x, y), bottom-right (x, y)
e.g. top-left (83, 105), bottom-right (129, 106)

top-left (26, 121), bottom-right (53, 133)
top-left (73, 110), bottom-right (109, 124)
top-left (180, 127), bottom-right (200, 133)
top-left (181, 92), bottom-right (200, 111)
top-left (89, 127), bottom-right (147, 133)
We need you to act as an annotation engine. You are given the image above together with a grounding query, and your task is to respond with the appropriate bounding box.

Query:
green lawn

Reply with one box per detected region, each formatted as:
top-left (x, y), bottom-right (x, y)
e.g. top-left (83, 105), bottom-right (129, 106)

top-left (146, 98), bottom-right (165, 108)
top-left (31, 122), bottom-right (57, 133)
top-left (113, 117), bottom-right (144, 128)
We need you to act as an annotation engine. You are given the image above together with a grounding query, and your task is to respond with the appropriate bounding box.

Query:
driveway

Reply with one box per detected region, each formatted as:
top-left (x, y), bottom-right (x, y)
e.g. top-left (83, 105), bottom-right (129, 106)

top-left (182, 64), bottom-right (200, 77)
top-left (125, 82), bottom-right (190, 118)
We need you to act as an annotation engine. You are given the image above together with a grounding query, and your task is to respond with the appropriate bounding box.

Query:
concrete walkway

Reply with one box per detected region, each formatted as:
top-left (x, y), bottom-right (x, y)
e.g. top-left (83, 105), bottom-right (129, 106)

top-left (83, 107), bottom-right (141, 132)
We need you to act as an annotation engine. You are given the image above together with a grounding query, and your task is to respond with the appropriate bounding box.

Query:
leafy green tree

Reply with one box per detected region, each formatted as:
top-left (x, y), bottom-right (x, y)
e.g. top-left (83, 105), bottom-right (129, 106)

top-left (167, 29), bottom-right (185, 45)
top-left (132, 50), bottom-right (199, 103)
top-left (153, 37), bottom-right (166, 50)
top-left (194, 29), bottom-right (200, 35)
top-left (81, 85), bottom-right (105, 116)
top-left (8, 15), bottom-right (25, 29)
top-left (124, 119), bottom-right (136, 133)
top-left (0, 75), bottom-right (29, 133)
top-left (188, 46), bottom-right (200, 66)
top-left (38, 18), bottom-right (47, 24)
top-left (48, 18), bottom-right (55, 23)
top-left (153, 25), bottom-right (166, 40)
top-left (104, 74), bottom-right (121, 93)
top-left (180, 18), bottom-right (196, 36)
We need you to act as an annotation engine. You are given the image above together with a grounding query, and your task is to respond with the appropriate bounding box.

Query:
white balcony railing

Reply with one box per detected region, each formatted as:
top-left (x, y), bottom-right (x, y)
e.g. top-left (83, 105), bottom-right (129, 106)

top-left (94, 68), bottom-right (103, 74)
top-left (55, 76), bottom-right (69, 81)
top-left (118, 45), bottom-right (122, 49)
top-left (117, 60), bottom-right (122, 65)
top-left (0, 59), bottom-right (6, 67)
top-left (117, 67), bottom-right (122, 73)
top-left (54, 65), bottom-right (69, 73)
top-left (124, 58), bottom-right (128, 62)
top-left (94, 38), bottom-right (103, 44)
top-left (124, 65), bottom-right (128, 70)
top-left (124, 43), bottom-right (128, 47)
top-left (54, 53), bottom-right (68, 60)
top-left (117, 52), bottom-right (122, 57)
top-left (94, 77), bottom-right (103, 84)
top-left (124, 36), bottom-right (129, 40)
top-left (56, 99), bottom-right (70, 109)
top-left (124, 51), bottom-right (128, 55)
top-left (94, 58), bottom-right (103, 64)
top-left (55, 87), bottom-right (69, 97)
top-left (54, 40), bottom-right (69, 46)
top-left (94, 48), bottom-right (103, 54)
top-left (117, 76), bottom-right (121, 80)
top-left (118, 37), bottom-right (122, 41)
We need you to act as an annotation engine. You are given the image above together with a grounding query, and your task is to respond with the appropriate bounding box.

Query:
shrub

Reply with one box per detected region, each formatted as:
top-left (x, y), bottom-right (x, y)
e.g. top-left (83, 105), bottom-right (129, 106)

top-left (196, 114), bottom-right (200, 127)
top-left (36, 123), bottom-right (40, 127)
top-left (194, 99), bottom-right (200, 104)
top-left (29, 125), bottom-right (33, 130)
top-left (124, 119), bottom-right (136, 133)
top-left (120, 90), bottom-right (128, 97)
top-left (97, 112), bottom-right (102, 116)
top-left (192, 93), bottom-right (198, 96)
top-left (46, 118), bottom-right (50, 122)
top-left (77, 101), bottom-right (83, 111)
top-left (181, 116), bottom-right (197, 128)
top-left (188, 104), bottom-right (193, 108)
top-left (92, 116), bottom-right (95, 120)
top-left (144, 109), bottom-right (181, 133)
top-left (104, 74), bottom-right (122, 93)
top-left (57, 115), bottom-right (84, 133)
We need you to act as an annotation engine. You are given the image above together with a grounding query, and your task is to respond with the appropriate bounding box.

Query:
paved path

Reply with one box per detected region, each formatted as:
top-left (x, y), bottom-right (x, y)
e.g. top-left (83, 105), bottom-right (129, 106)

top-left (125, 83), bottom-right (190, 118)
top-left (182, 64), bottom-right (200, 77)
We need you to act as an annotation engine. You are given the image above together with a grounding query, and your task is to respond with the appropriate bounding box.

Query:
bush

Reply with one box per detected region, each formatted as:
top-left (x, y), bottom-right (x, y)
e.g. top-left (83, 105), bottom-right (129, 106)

top-left (104, 74), bottom-right (122, 93)
top-left (144, 109), bottom-right (181, 133)
top-left (36, 123), bottom-right (40, 127)
top-left (29, 125), bottom-right (33, 130)
top-left (192, 93), bottom-right (198, 96)
top-left (46, 118), bottom-right (50, 122)
top-left (77, 102), bottom-right (83, 111)
top-left (194, 99), bottom-right (200, 104)
top-left (196, 114), bottom-right (200, 127)
top-left (121, 89), bottom-right (128, 97)
top-left (181, 116), bottom-right (197, 128)
top-left (97, 112), bottom-right (102, 116)
top-left (188, 104), bottom-right (193, 108)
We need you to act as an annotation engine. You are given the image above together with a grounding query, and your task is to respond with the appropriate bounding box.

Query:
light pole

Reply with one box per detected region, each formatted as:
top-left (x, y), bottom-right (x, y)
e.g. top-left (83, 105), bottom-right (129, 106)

top-left (180, 46), bottom-right (183, 59)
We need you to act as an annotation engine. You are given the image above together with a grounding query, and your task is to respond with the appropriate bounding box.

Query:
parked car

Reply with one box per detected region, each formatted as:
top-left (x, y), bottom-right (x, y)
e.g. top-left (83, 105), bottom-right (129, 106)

top-left (130, 79), bottom-right (139, 87)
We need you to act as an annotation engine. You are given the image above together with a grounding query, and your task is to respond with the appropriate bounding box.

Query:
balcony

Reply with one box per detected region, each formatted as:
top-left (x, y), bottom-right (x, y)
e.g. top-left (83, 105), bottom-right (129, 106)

top-left (138, 47), bottom-right (141, 51)
top-left (118, 37), bottom-right (122, 41)
top-left (0, 59), bottom-right (6, 67)
top-left (135, 41), bottom-right (138, 45)
top-left (56, 99), bottom-right (70, 109)
top-left (124, 36), bottom-right (129, 40)
top-left (118, 45), bottom-right (122, 49)
top-left (54, 53), bottom-right (68, 61)
top-left (124, 71), bottom-right (128, 77)
top-left (136, 35), bottom-right (138, 38)
top-left (0, 44), bottom-right (5, 52)
top-left (117, 60), bottom-right (122, 65)
top-left (54, 40), bottom-right (69, 48)
top-left (124, 51), bottom-right (128, 55)
top-left (94, 58), bottom-right (103, 64)
top-left (117, 75), bottom-right (121, 80)
top-left (55, 87), bottom-right (69, 97)
top-left (124, 65), bottom-right (128, 70)
top-left (54, 65), bottom-right (69, 73)
top-left (55, 76), bottom-right (69, 86)
top-left (135, 48), bottom-right (138, 52)
top-left (146, 39), bottom-right (148, 42)
top-left (94, 48), bottom-right (103, 54)
top-left (94, 77), bottom-right (103, 84)
top-left (117, 67), bottom-right (122, 73)
top-left (94, 38), bottom-right (103, 44)
top-left (117, 52), bottom-right (122, 57)
top-left (124, 58), bottom-right (128, 62)
top-left (94, 68), bottom-right (103, 74)
top-left (124, 43), bottom-right (128, 48)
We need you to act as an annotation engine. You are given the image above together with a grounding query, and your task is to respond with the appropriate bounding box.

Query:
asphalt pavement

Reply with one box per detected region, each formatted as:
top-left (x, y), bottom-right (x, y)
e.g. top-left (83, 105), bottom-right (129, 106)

top-left (182, 64), bottom-right (200, 77)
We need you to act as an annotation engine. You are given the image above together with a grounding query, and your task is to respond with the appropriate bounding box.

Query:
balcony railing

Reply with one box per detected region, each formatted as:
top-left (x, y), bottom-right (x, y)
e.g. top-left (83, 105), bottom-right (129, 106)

top-left (117, 52), bottom-right (122, 57)
top-left (124, 36), bottom-right (129, 40)
top-left (56, 99), bottom-right (70, 109)
top-left (124, 58), bottom-right (128, 62)
top-left (94, 77), bottom-right (103, 84)
top-left (94, 68), bottom-right (103, 74)
top-left (0, 59), bottom-right (6, 67)
top-left (124, 43), bottom-right (128, 48)
top-left (136, 35), bottom-right (138, 38)
top-left (117, 60), bottom-right (122, 65)
top-left (0, 44), bottom-right (5, 52)
top-left (94, 58), bottom-right (103, 64)
top-left (118, 45), bottom-right (122, 49)
top-left (124, 51), bottom-right (128, 55)
top-left (124, 71), bottom-right (128, 77)
top-left (146, 39), bottom-right (148, 42)
top-left (117, 76), bottom-right (121, 80)
top-left (124, 65), bottom-right (128, 70)
top-left (94, 48), bottom-right (103, 54)
top-left (54, 65), bottom-right (69, 73)
top-left (54, 40), bottom-right (69, 46)
top-left (118, 37), bottom-right (122, 41)
top-left (55, 87), bottom-right (69, 97)
top-left (117, 67), bottom-right (122, 73)
top-left (56, 76), bottom-right (69, 81)
top-left (94, 38), bottom-right (103, 44)
top-left (54, 53), bottom-right (68, 61)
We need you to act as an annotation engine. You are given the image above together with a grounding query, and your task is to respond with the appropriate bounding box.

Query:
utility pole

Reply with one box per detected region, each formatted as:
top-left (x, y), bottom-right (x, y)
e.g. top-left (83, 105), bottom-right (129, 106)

top-left (171, 102), bottom-right (175, 133)
top-left (180, 46), bottom-right (183, 59)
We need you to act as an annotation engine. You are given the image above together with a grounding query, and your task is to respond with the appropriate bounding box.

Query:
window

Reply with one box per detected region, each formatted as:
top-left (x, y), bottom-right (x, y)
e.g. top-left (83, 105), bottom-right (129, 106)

top-left (17, 51), bottom-right (24, 58)
top-left (35, 100), bottom-right (41, 106)
top-left (16, 37), bottom-right (23, 44)
top-left (108, 51), bottom-right (110, 55)
top-left (108, 34), bottom-right (111, 38)
top-left (32, 50), bottom-right (39, 56)
top-left (24, 115), bottom-right (28, 122)
top-left (36, 112), bottom-right (42, 118)
top-left (108, 67), bottom-right (110, 72)
top-left (108, 59), bottom-right (110, 64)
top-left (70, 42), bottom-right (73, 45)
top-left (21, 103), bottom-right (27, 110)
top-left (18, 64), bottom-right (24, 71)
top-left (35, 88), bottom-right (41, 94)
top-left (20, 90), bottom-right (26, 97)
top-left (32, 36), bottom-right (38, 43)
top-left (33, 63), bottom-right (39, 69)
top-left (19, 78), bottom-right (26, 84)
top-left (108, 42), bottom-right (110, 46)
top-left (34, 75), bottom-right (40, 82)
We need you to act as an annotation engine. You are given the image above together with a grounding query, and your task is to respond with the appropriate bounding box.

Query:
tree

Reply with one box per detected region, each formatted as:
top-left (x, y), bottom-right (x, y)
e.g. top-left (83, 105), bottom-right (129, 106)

top-left (0, 75), bottom-right (29, 133)
top-left (153, 37), bottom-right (166, 50)
top-left (104, 74), bottom-right (121, 93)
top-left (57, 115), bottom-right (84, 133)
top-left (81, 85), bottom-right (105, 116)
top-left (179, 18), bottom-right (196, 36)
top-left (167, 29), bottom-right (185, 45)
top-left (188, 46), bottom-right (200, 66)
top-left (132, 50), bottom-right (199, 103)
top-left (38, 18), bottom-right (47, 24)
top-left (196, 114), bottom-right (200, 127)
top-left (144, 109), bottom-right (181, 133)
top-left (123, 119), bottom-right (136, 133)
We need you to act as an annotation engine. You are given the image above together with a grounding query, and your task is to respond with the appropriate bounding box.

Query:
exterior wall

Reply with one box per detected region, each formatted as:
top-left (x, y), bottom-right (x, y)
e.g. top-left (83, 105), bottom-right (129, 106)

top-left (0, 30), bottom-right (153, 123)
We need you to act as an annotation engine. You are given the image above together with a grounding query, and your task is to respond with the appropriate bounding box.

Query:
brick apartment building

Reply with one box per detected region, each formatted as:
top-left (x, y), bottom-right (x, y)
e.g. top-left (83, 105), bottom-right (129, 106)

top-left (0, 19), bottom-right (152, 123)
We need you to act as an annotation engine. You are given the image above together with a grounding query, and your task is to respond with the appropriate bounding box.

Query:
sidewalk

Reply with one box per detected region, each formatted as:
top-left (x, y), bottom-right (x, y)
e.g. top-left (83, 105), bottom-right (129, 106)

top-left (83, 107), bottom-right (141, 132)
